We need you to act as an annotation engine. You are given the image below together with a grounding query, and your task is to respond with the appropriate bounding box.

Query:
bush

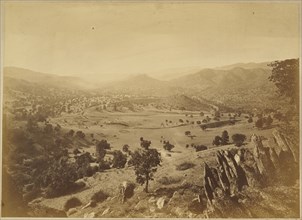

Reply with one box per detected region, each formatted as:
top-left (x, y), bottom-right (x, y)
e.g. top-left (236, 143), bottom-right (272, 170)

top-left (163, 141), bottom-right (175, 151)
top-left (194, 145), bottom-right (207, 152)
top-left (112, 150), bottom-right (127, 168)
top-left (176, 162), bottom-right (196, 171)
top-left (185, 131), bottom-right (191, 136)
top-left (96, 140), bottom-right (110, 161)
top-left (232, 134), bottom-right (246, 147)
top-left (140, 138), bottom-right (151, 150)
top-left (212, 136), bottom-right (222, 146)
top-left (221, 130), bottom-right (229, 145)
top-left (91, 190), bottom-right (109, 203)
top-left (64, 197), bottom-right (82, 211)
top-left (248, 117), bottom-right (253, 123)
top-left (99, 160), bottom-right (111, 171)
top-left (122, 144), bottom-right (130, 153)
top-left (157, 176), bottom-right (182, 185)
top-left (75, 130), bottom-right (85, 139)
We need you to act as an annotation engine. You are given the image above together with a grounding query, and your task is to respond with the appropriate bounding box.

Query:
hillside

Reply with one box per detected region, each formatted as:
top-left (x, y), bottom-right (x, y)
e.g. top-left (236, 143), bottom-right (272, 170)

top-left (3, 62), bottom-right (282, 111)
top-left (3, 67), bottom-right (96, 90)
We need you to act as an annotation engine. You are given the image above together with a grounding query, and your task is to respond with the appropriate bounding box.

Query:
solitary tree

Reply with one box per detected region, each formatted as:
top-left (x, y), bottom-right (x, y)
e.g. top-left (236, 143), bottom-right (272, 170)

top-left (130, 148), bottom-right (161, 193)
top-left (221, 130), bottom-right (229, 145)
top-left (232, 134), bottom-right (246, 147)
top-left (268, 58), bottom-right (299, 107)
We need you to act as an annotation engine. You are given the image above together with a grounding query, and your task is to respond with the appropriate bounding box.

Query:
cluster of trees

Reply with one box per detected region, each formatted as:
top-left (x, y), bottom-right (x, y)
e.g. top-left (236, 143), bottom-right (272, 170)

top-left (212, 130), bottom-right (229, 146)
top-left (255, 115), bottom-right (273, 129)
top-left (212, 130), bottom-right (246, 147)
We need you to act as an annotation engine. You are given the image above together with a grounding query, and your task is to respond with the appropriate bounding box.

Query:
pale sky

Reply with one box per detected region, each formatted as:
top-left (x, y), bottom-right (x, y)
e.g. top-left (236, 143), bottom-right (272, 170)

top-left (2, 1), bottom-right (301, 81)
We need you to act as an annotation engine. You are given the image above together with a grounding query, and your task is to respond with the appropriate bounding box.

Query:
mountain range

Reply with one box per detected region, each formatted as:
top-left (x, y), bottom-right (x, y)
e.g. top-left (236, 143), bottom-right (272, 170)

top-left (3, 61), bottom-right (280, 110)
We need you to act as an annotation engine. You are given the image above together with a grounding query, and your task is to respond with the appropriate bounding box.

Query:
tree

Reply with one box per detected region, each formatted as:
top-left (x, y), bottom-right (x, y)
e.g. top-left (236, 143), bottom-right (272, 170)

top-left (68, 129), bottom-right (75, 137)
top-left (140, 138), bottom-right (151, 150)
top-left (130, 148), bottom-right (161, 193)
top-left (96, 140), bottom-right (110, 161)
top-left (76, 131), bottom-right (85, 139)
top-left (255, 118), bottom-right (263, 129)
top-left (212, 136), bottom-right (222, 146)
top-left (248, 117), bottom-right (253, 123)
top-left (122, 144), bottom-right (130, 153)
top-left (163, 141), bottom-right (175, 151)
top-left (232, 134), bottom-right (246, 147)
top-left (200, 112), bottom-right (204, 116)
top-left (268, 58), bottom-right (299, 106)
top-left (185, 131), bottom-right (191, 136)
top-left (112, 150), bottom-right (127, 169)
top-left (200, 125), bottom-right (207, 131)
top-left (221, 130), bottom-right (229, 145)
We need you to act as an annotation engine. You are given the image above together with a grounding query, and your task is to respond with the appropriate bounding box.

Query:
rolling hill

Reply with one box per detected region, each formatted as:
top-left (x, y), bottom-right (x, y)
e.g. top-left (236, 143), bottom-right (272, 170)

top-left (3, 67), bottom-right (97, 90)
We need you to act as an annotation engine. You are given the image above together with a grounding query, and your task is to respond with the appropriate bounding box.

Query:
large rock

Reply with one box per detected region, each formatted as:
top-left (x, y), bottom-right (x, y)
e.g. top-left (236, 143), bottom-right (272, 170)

top-left (156, 196), bottom-right (167, 209)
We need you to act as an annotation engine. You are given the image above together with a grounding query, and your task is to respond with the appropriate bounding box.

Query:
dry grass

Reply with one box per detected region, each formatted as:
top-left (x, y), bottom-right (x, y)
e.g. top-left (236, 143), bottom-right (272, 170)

top-left (176, 162), bottom-right (196, 171)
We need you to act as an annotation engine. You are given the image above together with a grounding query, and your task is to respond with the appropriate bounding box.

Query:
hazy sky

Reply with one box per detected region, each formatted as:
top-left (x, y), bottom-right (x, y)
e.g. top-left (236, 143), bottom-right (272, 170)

top-left (3, 1), bottom-right (301, 81)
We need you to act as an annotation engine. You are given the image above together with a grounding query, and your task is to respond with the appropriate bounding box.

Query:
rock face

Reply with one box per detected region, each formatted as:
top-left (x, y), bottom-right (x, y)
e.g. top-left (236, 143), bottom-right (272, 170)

top-left (202, 132), bottom-right (299, 217)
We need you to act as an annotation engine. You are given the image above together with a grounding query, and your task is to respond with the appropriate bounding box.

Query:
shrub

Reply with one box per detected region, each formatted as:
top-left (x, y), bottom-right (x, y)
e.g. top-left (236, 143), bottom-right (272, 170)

top-left (99, 160), bottom-right (111, 171)
top-left (194, 145), bottom-right (207, 152)
top-left (176, 162), bottom-right (196, 171)
top-left (122, 144), bottom-right (130, 153)
top-left (96, 140), bottom-right (110, 161)
top-left (64, 197), bottom-right (82, 211)
top-left (185, 131), bottom-right (191, 136)
top-left (112, 150), bottom-right (127, 168)
top-left (163, 141), bottom-right (175, 151)
top-left (212, 136), bottom-right (222, 146)
top-left (73, 148), bottom-right (81, 155)
top-left (221, 130), bottom-right (229, 145)
top-left (248, 117), bottom-right (253, 123)
top-left (76, 131), bottom-right (85, 139)
top-left (232, 134), bottom-right (246, 147)
top-left (157, 176), bottom-right (182, 185)
top-left (91, 190), bottom-right (109, 203)
top-left (140, 138), bottom-right (151, 150)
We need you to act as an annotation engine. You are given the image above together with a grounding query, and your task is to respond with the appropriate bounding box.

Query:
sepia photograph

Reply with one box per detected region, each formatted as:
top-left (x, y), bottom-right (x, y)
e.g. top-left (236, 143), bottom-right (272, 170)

top-left (1, 0), bottom-right (301, 218)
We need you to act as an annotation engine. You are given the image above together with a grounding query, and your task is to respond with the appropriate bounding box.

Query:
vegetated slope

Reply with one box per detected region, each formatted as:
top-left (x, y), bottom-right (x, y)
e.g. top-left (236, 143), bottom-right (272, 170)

top-left (171, 67), bottom-right (280, 110)
top-left (214, 61), bottom-right (271, 70)
top-left (157, 94), bottom-right (211, 111)
top-left (3, 67), bottom-right (96, 90)
top-left (100, 74), bottom-right (188, 97)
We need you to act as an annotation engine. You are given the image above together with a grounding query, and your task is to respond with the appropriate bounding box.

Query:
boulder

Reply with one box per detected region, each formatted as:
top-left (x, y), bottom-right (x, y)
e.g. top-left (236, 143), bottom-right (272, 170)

top-left (156, 196), bottom-right (167, 209)
top-left (84, 212), bottom-right (95, 218)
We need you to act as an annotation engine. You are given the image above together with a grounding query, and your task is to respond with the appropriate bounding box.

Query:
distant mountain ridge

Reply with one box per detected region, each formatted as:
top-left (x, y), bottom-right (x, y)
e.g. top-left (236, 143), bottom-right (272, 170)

top-left (3, 67), bottom-right (97, 90)
top-left (3, 60), bottom-right (281, 110)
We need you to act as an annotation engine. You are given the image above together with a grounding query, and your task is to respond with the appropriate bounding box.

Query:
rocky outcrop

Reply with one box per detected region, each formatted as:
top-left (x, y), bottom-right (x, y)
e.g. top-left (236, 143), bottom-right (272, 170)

top-left (202, 132), bottom-right (299, 217)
